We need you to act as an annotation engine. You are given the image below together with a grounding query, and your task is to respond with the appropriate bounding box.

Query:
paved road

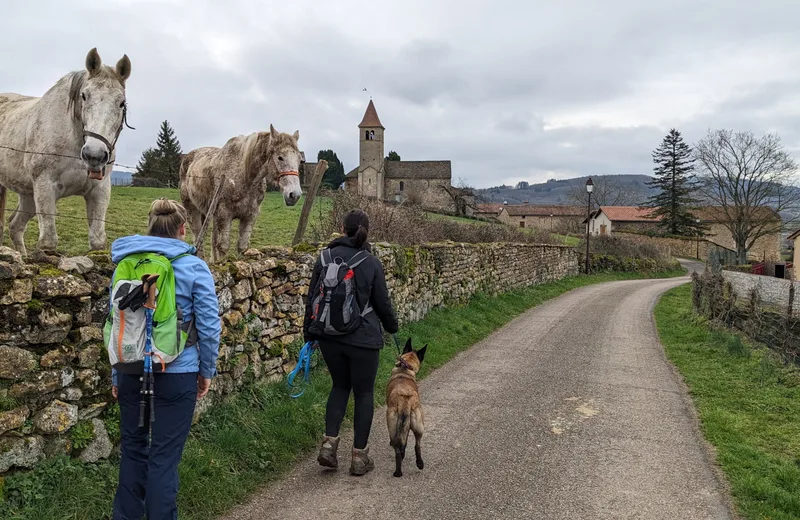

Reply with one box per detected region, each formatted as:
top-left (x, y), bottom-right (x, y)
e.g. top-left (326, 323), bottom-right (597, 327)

top-left (224, 260), bottom-right (734, 520)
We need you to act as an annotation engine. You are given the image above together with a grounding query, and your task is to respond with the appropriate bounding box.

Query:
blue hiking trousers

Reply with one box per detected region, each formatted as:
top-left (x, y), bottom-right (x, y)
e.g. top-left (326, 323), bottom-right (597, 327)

top-left (112, 372), bottom-right (197, 520)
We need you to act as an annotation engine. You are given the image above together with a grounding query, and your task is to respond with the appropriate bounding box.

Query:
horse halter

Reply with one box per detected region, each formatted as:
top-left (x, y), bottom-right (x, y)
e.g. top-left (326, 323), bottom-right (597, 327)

top-left (271, 153), bottom-right (299, 179)
top-left (82, 101), bottom-right (135, 167)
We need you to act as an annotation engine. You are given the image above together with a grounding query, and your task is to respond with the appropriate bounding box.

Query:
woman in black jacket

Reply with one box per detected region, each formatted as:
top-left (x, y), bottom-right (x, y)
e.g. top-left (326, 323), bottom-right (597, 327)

top-left (303, 209), bottom-right (399, 476)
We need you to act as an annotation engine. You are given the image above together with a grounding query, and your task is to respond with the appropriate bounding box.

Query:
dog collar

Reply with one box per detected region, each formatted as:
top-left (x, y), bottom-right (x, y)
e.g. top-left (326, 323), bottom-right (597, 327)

top-left (396, 357), bottom-right (413, 371)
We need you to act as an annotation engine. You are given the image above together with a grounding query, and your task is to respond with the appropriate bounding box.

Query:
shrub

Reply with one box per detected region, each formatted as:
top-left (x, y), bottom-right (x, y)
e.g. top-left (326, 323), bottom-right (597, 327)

top-left (579, 235), bottom-right (679, 273)
top-left (311, 191), bottom-right (559, 246)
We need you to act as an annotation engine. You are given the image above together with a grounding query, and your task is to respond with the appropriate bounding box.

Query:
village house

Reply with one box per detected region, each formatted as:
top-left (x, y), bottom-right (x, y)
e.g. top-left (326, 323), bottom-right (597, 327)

top-left (474, 203), bottom-right (504, 220)
top-left (585, 205), bottom-right (782, 262)
top-left (789, 228), bottom-right (800, 279)
top-left (498, 203), bottom-right (586, 233)
top-left (584, 206), bottom-right (662, 235)
top-left (343, 100), bottom-right (454, 211)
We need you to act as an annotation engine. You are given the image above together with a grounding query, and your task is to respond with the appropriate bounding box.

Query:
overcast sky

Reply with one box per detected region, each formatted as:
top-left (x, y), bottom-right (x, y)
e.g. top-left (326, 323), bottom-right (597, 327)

top-left (2, 0), bottom-right (799, 188)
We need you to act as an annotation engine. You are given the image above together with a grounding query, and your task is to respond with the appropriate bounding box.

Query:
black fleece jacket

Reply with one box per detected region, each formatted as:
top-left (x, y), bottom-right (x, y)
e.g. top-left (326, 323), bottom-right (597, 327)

top-left (303, 236), bottom-right (399, 349)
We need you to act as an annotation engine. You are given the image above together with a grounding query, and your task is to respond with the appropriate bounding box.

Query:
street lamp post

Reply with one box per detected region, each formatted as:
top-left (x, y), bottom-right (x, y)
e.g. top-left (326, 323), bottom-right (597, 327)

top-left (695, 218), bottom-right (701, 259)
top-left (585, 178), bottom-right (594, 274)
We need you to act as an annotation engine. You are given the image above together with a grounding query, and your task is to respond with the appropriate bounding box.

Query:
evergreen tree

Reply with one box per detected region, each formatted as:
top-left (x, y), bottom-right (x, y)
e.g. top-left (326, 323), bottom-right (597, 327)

top-left (133, 120), bottom-right (182, 187)
top-left (643, 129), bottom-right (702, 236)
top-left (317, 149), bottom-right (345, 188)
top-left (386, 150), bottom-right (401, 161)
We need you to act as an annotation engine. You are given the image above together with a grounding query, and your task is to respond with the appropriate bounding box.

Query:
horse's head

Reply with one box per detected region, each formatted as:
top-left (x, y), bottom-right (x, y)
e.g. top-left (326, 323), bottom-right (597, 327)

top-left (69, 48), bottom-right (131, 181)
top-left (244, 125), bottom-right (303, 206)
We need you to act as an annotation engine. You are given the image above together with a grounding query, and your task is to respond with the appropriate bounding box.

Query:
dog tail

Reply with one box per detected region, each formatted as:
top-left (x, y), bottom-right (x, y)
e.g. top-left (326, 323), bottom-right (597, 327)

top-left (390, 402), bottom-right (412, 449)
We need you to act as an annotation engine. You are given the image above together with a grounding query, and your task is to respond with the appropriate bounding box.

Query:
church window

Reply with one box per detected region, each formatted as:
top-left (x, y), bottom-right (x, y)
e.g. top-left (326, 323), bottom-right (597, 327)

top-left (370, 130), bottom-right (375, 140)
top-left (399, 181), bottom-right (404, 192)
top-left (365, 131), bottom-right (371, 140)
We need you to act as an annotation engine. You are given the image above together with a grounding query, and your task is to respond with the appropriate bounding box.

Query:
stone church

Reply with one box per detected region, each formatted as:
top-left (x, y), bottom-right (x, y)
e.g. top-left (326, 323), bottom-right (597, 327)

top-left (343, 100), bottom-right (453, 209)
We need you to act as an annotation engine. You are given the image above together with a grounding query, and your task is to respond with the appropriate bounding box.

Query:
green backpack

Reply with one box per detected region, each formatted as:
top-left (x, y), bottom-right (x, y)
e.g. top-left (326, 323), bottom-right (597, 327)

top-left (103, 252), bottom-right (195, 374)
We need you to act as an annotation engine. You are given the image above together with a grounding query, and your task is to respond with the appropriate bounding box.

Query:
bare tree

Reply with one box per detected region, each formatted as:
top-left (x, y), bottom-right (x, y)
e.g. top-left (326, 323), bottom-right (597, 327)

top-left (693, 129), bottom-right (800, 264)
top-left (567, 175), bottom-right (645, 209)
top-left (441, 177), bottom-right (483, 217)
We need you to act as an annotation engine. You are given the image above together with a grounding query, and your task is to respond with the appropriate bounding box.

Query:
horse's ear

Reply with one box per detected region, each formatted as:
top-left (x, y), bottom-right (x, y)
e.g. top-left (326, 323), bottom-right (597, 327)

top-left (85, 48), bottom-right (102, 76)
top-left (403, 337), bottom-right (413, 353)
top-left (293, 130), bottom-right (300, 141)
top-left (116, 55), bottom-right (131, 82)
top-left (270, 124), bottom-right (278, 138)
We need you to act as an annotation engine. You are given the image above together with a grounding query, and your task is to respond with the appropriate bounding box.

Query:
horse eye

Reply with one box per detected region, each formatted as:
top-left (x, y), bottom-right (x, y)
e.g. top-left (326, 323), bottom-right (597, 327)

top-left (81, 92), bottom-right (87, 101)
top-left (119, 100), bottom-right (126, 108)
top-left (278, 156), bottom-right (284, 162)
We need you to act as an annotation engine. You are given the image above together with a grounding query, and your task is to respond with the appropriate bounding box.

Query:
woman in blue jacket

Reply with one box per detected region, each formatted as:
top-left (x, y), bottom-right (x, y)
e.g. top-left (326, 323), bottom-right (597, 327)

top-left (110, 198), bottom-right (221, 520)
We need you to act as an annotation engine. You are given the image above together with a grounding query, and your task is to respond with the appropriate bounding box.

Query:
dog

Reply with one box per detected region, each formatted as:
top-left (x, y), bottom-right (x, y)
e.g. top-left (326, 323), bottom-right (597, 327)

top-left (385, 338), bottom-right (427, 477)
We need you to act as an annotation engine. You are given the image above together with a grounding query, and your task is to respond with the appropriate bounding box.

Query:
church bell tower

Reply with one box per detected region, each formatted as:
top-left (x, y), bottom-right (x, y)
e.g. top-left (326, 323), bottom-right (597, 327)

top-left (357, 100), bottom-right (385, 199)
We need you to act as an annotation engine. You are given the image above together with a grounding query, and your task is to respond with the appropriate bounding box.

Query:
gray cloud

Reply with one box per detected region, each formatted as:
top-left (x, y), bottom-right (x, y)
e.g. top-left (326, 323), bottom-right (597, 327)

top-left (1, 0), bottom-right (799, 189)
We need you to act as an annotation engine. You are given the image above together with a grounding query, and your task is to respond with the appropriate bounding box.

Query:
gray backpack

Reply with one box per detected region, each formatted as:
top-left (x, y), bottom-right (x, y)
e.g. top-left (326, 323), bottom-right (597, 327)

top-left (307, 249), bottom-right (373, 336)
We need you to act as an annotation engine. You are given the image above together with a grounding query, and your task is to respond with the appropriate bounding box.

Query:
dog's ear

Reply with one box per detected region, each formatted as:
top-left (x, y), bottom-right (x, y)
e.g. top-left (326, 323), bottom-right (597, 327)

top-left (416, 345), bottom-right (427, 364)
top-left (403, 337), bottom-right (413, 354)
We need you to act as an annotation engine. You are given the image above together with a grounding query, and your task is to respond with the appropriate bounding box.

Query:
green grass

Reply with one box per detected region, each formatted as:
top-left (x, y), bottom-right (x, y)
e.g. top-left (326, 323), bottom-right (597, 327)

top-left (0, 268), bottom-right (685, 519)
top-left (2, 188), bottom-right (331, 256)
top-left (654, 285), bottom-right (800, 520)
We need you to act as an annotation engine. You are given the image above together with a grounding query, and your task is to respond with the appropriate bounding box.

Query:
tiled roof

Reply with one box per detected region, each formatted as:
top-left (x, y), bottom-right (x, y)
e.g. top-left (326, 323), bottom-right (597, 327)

top-left (345, 167), bottom-right (358, 179)
top-left (600, 206), bottom-right (663, 222)
top-left (358, 100), bottom-right (384, 129)
top-left (690, 206), bottom-right (781, 223)
top-left (502, 205), bottom-right (585, 217)
top-left (476, 203), bottom-right (504, 214)
top-left (385, 160), bottom-right (451, 180)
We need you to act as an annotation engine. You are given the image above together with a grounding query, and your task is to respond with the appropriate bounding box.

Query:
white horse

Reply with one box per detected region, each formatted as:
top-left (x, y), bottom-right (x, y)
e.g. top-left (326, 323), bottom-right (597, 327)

top-left (0, 48), bottom-right (132, 256)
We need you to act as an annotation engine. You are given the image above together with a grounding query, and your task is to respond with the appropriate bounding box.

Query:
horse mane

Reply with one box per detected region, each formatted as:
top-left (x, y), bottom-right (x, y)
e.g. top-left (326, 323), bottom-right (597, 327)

top-left (66, 66), bottom-right (125, 121)
top-left (67, 71), bottom-right (86, 121)
top-left (242, 132), bottom-right (270, 179)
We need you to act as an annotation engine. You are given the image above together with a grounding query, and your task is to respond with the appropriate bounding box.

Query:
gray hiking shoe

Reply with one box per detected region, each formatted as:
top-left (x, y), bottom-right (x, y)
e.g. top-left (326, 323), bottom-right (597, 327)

top-left (317, 436), bottom-right (340, 468)
top-left (350, 446), bottom-right (375, 476)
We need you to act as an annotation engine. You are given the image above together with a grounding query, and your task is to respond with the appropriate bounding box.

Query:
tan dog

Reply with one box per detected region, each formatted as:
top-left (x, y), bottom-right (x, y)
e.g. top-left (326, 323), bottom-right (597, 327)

top-left (385, 338), bottom-right (427, 477)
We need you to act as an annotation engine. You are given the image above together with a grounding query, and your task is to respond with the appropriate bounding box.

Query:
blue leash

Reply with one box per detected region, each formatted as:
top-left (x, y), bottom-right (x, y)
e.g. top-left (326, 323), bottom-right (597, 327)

top-left (287, 341), bottom-right (316, 398)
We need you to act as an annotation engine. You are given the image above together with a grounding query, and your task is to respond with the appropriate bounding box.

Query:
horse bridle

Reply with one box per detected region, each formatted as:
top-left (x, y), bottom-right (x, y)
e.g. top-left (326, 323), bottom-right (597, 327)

top-left (272, 153), bottom-right (299, 179)
top-left (82, 101), bottom-right (135, 166)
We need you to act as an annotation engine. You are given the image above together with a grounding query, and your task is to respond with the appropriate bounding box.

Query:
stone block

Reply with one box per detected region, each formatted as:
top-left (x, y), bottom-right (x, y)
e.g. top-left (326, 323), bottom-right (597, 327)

top-left (58, 256), bottom-right (95, 275)
top-left (34, 274), bottom-right (92, 299)
top-left (0, 345), bottom-right (38, 380)
top-left (0, 279), bottom-right (33, 305)
top-left (33, 400), bottom-right (78, 434)
top-left (0, 406), bottom-right (30, 435)
top-left (0, 435), bottom-right (44, 472)
top-left (79, 419), bottom-right (112, 463)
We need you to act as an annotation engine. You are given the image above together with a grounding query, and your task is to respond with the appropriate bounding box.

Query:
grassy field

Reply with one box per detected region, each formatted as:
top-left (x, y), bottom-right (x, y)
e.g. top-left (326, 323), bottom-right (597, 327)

top-left (0, 268), bottom-right (686, 520)
top-left (2, 188), bottom-right (331, 256)
top-left (654, 285), bottom-right (800, 520)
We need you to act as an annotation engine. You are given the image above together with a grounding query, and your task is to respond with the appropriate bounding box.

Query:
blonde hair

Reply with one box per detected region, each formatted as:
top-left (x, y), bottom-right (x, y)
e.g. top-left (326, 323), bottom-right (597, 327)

top-left (147, 198), bottom-right (187, 238)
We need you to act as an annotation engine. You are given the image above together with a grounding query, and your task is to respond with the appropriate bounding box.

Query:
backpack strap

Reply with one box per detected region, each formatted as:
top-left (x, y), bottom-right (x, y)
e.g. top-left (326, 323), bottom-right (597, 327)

top-left (347, 251), bottom-right (369, 269)
top-left (320, 248), bottom-right (333, 267)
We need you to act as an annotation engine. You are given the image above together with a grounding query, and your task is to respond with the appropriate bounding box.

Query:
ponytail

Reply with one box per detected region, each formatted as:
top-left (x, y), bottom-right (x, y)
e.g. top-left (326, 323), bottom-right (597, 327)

top-left (342, 209), bottom-right (370, 249)
top-left (353, 225), bottom-right (368, 248)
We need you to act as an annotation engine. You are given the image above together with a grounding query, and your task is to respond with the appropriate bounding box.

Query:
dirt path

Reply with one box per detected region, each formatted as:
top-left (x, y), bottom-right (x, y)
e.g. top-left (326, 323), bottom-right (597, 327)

top-left (224, 261), bottom-right (734, 520)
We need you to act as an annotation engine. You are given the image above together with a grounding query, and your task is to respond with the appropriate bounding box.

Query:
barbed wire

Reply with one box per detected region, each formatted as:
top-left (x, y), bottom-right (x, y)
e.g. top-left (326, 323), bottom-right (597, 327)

top-left (0, 143), bottom-right (297, 184)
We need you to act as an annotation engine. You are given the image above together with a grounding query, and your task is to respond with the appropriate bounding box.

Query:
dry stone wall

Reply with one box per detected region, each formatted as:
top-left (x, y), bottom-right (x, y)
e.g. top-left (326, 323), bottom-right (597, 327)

top-left (722, 270), bottom-right (799, 315)
top-left (0, 242), bottom-right (577, 475)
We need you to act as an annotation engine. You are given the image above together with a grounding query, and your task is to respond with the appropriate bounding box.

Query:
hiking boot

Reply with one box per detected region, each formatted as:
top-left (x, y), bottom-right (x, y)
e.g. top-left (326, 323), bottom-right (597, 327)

top-left (350, 446), bottom-right (375, 476)
top-left (317, 435), bottom-right (340, 468)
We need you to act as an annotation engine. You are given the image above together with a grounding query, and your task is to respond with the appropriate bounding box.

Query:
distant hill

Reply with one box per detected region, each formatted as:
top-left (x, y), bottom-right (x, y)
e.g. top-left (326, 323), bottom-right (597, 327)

top-left (477, 174), bottom-right (656, 205)
top-left (111, 170), bottom-right (133, 185)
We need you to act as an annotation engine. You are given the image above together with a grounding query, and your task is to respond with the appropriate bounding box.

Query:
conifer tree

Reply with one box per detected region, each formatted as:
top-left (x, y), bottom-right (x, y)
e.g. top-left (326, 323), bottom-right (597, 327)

top-left (643, 129), bottom-right (702, 236)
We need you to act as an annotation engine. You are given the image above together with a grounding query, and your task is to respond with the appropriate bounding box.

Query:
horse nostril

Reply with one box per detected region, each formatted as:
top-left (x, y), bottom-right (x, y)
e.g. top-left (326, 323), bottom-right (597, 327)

top-left (101, 150), bottom-right (109, 164)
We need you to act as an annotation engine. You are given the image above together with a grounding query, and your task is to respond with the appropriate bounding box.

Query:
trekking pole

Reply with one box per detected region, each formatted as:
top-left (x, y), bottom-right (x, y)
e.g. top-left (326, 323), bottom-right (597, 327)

top-left (139, 274), bottom-right (160, 426)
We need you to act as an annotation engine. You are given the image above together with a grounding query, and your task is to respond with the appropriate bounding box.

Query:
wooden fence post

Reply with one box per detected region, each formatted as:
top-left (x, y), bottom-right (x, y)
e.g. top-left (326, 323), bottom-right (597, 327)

top-left (292, 160), bottom-right (328, 247)
top-left (194, 176), bottom-right (225, 255)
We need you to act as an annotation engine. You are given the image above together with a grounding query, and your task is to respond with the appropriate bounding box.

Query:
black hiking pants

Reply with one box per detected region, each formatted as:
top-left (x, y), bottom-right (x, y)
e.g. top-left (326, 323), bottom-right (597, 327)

top-left (319, 342), bottom-right (381, 449)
